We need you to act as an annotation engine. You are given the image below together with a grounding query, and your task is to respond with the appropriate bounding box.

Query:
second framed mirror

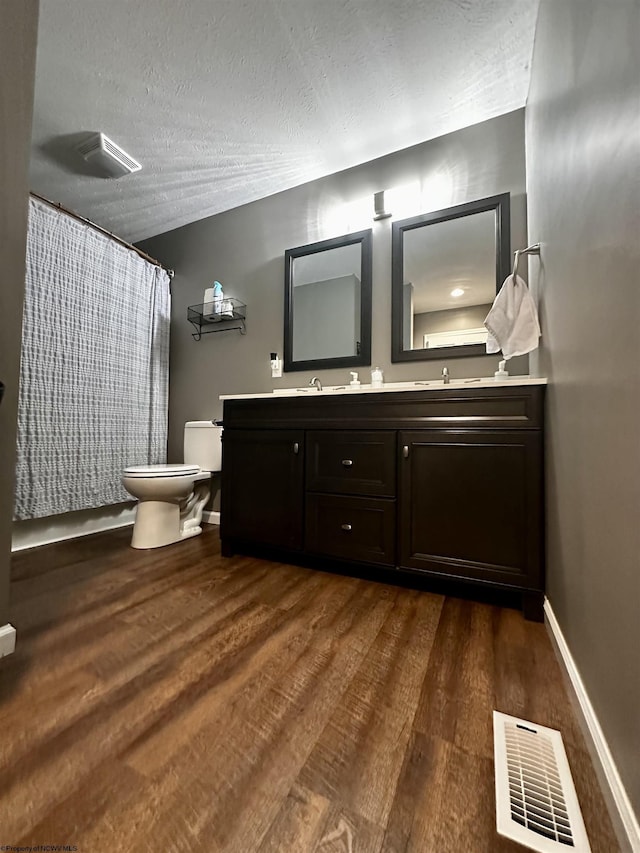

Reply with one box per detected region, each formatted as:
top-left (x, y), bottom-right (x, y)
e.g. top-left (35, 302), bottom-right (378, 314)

top-left (391, 193), bottom-right (510, 362)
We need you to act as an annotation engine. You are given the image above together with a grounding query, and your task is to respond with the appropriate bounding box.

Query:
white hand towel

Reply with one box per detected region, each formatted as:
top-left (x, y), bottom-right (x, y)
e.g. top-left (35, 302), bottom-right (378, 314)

top-left (484, 273), bottom-right (541, 359)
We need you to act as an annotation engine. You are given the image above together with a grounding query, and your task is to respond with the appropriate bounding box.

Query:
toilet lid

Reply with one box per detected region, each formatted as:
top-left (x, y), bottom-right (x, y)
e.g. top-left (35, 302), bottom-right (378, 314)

top-left (124, 463), bottom-right (200, 478)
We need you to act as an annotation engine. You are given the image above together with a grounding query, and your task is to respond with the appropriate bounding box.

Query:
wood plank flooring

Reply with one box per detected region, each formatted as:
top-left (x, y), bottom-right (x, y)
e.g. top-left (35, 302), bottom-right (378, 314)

top-left (1, 525), bottom-right (619, 852)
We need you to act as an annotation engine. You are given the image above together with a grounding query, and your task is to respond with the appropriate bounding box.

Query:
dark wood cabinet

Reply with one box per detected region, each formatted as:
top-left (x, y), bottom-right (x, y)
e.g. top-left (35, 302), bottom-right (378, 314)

top-left (305, 493), bottom-right (396, 566)
top-left (398, 430), bottom-right (542, 588)
top-left (306, 430), bottom-right (396, 497)
top-left (304, 429), bottom-right (397, 567)
top-left (220, 428), bottom-right (304, 552)
top-left (221, 384), bottom-right (545, 619)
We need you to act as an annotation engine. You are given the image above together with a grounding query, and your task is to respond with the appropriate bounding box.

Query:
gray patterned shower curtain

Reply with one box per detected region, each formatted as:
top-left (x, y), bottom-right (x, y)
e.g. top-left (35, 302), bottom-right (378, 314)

top-left (14, 197), bottom-right (171, 519)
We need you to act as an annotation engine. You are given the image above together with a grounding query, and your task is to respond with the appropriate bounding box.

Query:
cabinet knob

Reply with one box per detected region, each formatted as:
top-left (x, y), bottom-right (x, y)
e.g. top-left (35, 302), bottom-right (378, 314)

top-left (403, 445), bottom-right (409, 458)
top-left (341, 459), bottom-right (353, 467)
top-left (341, 523), bottom-right (352, 531)
top-left (293, 442), bottom-right (299, 454)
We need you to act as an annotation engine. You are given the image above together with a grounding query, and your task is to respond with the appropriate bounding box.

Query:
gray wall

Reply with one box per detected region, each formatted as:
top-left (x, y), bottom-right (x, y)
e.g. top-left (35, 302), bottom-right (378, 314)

top-left (527, 0), bottom-right (640, 818)
top-left (402, 283), bottom-right (414, 350)
top-left (293, 275), bottom-right (360, 361)
top-left (0, 1), bottom-right (40, 624)
top-left (141, 109), bottom-right (528, 464)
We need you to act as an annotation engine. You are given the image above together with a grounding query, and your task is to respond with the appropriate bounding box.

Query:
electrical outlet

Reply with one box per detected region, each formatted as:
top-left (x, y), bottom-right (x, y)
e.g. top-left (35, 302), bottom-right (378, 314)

top-left (270, 353), bottom-right (282, 378)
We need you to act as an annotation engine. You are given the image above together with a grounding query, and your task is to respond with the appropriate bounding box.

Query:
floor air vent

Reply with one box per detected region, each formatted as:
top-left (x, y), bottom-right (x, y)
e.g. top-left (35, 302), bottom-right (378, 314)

top-left (493, 712), bottom-right (591, 852)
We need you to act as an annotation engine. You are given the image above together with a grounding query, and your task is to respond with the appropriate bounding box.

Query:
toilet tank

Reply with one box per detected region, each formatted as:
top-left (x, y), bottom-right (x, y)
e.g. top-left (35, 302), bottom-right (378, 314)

top-left (183, 421), bottom-right (223, 471)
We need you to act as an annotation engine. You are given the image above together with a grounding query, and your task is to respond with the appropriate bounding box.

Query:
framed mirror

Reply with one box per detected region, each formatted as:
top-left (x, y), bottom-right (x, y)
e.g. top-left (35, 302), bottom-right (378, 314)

top-left (391, 193), bottom-right (510, 362)
top-left (284, 229), bottom-right (372, 372)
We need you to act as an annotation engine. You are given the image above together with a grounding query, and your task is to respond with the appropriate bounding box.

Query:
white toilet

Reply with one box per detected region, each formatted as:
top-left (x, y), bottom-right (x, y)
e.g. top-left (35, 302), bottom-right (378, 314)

top-left (122, 421), bottom-right (222, 549)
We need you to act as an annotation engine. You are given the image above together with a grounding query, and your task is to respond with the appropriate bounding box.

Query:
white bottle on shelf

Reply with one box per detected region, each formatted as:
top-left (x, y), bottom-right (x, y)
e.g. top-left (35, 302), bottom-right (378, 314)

top-left (203, 286), bottom-right (216, 320)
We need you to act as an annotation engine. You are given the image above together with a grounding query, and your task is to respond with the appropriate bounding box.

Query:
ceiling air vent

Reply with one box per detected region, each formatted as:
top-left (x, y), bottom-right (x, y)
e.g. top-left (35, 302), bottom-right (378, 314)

top-left (493, 711), bottom-right (591, 852)
top-left (76, 132), bottom-right (141, 178)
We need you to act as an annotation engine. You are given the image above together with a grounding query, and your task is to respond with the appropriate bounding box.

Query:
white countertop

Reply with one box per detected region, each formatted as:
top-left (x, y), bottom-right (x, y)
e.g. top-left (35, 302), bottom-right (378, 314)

top-left (219, 376), bottom-right (548, 401)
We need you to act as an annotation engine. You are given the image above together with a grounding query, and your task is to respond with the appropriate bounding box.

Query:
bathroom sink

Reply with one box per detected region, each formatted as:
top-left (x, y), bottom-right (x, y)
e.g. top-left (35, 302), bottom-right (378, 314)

top-left (221, 377), bottom-right (547, 402)
top-left (272, 381), bottom-right (429, 396)
top-left (272, 387), bottom-right (318, 396)
top-left (272, 385), bottom-right (369, 396)
top-left (270, 378), bottom-right (514, 396)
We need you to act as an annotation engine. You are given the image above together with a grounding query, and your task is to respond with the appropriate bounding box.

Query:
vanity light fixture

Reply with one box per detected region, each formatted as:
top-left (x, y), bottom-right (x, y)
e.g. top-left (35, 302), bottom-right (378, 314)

top-left (373, 190), bottom-right (392, 221)
top-left (450, 287), bottom-right (465, 298)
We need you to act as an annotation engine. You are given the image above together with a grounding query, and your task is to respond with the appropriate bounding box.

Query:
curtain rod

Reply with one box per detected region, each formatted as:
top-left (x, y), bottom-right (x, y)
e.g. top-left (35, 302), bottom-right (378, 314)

top-left (29, 191), bottom-right (174, 278)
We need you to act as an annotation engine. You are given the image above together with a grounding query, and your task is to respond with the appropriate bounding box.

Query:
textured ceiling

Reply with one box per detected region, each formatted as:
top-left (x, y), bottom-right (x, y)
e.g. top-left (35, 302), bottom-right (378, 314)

top-left (30, 0), bottom-right (539, 243)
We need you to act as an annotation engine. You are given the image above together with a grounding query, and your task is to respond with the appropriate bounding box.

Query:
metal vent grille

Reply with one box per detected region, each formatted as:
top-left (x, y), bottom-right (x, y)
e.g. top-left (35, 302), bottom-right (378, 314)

top-left (493, 712), bottom-right (592, 853)
top-left (100, 135), bottom-right (141, 171)
top-left (76, 133), bottom-right (141, 176)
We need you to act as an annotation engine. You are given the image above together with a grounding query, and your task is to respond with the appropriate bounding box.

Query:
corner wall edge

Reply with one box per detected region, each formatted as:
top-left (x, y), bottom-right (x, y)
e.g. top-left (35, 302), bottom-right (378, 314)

top-left (544, 598), bottom-right (640, 853)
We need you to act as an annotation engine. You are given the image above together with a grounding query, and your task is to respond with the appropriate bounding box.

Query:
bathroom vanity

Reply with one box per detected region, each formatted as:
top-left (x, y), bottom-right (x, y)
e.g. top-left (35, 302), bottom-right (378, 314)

top-left (220, 380), bottom-right (546, 620)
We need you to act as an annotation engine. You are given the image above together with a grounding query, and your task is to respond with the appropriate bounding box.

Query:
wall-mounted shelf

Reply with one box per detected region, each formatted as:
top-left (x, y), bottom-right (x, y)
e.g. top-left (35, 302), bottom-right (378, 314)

top-left (187, 299), bottom-right (247, 340)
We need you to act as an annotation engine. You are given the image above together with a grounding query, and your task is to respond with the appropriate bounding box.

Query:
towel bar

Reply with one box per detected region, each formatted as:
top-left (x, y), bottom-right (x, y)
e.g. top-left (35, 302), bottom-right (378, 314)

top-left (513, 242), bottom-right (541, 281)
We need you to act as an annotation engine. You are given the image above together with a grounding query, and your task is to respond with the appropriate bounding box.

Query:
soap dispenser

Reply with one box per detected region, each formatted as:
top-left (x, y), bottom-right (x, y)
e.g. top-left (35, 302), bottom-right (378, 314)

top-left (349, 371), bottom-right (361, 388)
top-left (494, 359), bottom-right (509, 380)
top-left (212, 281), bottom-right (224, 317)
top-left (371, 366), bottom-right (384, 388)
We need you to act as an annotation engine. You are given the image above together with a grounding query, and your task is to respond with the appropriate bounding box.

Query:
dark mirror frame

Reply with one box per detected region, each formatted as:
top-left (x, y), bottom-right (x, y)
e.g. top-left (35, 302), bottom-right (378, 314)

top-left (284, 229), bottom-right (372, 372)
top-left (391, 193), bottom-right (510, 363)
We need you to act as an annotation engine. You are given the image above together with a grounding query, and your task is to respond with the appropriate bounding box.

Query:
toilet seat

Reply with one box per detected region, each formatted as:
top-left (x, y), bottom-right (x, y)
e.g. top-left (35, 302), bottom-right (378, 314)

top-left (123, 463), bottom-right (200, 478)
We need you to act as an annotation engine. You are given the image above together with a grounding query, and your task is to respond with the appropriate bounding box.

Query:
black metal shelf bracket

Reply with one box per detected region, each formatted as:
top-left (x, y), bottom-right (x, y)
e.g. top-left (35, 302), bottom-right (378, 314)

top-left (187, 299), bottom-right (247, 341)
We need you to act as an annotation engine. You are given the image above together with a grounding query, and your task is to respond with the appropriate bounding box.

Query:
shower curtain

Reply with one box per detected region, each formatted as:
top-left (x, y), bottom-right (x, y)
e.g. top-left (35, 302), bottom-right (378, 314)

top-left (14, 198), bottom-right (171, 520)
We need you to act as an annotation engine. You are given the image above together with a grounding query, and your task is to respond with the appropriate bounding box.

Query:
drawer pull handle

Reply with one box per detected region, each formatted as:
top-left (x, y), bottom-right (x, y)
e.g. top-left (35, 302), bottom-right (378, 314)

top-left (402, 445), bottom-right (409, 458)
top-left (293, 442), bottom-right (299, 454)
top-left (341, 523), bottom-right (352, 531)
top-left (341, 459), bottom-right (353, 467)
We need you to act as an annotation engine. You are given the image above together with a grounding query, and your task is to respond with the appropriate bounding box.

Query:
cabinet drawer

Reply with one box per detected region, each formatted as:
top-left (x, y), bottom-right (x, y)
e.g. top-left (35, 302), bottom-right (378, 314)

top-left (305, 493), bottom-right (396, 566)
top-left (306, 430), bottom-right (396, 496)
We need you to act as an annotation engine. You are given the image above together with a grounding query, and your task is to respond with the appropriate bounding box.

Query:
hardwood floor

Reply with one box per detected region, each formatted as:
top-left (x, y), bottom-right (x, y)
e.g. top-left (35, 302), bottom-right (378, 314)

top-left (1, 525), bottom-right (619, 852)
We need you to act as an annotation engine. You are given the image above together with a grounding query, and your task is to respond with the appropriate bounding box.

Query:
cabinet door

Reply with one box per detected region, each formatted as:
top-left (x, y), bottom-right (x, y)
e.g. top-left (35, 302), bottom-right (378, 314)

top-left (398, 431), bottom-right (543, 588)
top-left (221, 429), bottom-right (304, 550)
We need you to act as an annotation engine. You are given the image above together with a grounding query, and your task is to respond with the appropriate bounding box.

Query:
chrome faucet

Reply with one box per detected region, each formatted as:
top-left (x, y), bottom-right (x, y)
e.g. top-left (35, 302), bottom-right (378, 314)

top-left (442, 366), bottom-right (450, 384)
top-left (309, 376), bottom-right (322, 391)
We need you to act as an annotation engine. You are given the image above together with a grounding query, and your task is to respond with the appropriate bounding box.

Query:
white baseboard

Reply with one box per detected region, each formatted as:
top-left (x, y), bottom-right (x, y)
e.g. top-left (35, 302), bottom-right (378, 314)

top-left (544, 599), bottom-right (640, 852)
top-left (0, 624), bottom-right (16, 658)
top-left (12, 504), bottom-right (136, 551)
top-left (12, 504), bottom-right (219, 551)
